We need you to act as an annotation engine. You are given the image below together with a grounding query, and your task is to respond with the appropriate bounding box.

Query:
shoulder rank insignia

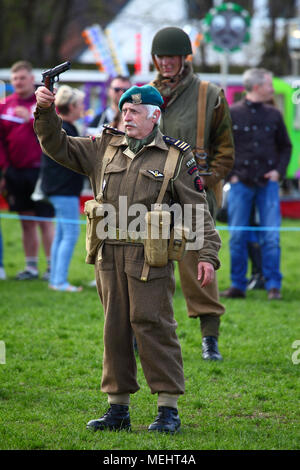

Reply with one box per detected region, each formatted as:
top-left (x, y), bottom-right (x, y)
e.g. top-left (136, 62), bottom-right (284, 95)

top-left (163, 135), bottom-right (191, 153)
top-left (148, 169), bottom-right (164, 178)
top-left (103, 124), bottom-right (125, 135)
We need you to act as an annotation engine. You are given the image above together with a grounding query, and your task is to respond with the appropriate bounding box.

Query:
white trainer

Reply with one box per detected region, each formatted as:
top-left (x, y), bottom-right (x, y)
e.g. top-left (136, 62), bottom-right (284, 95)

top-left (0, 267), bottom-right (7, 280)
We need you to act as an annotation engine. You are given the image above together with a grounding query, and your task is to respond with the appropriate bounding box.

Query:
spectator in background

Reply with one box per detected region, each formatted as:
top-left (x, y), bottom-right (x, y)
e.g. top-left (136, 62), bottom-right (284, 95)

top-left (0, 60), bottom-right (54, 280)
top-left (88, 75), bottom-right (132, 133)
top-left (0, 164), bottom-right (6, 280)
top-left (221, 68), bottom-right (292, 301)
top-left (40, 85), bottom-right (85, 292)
top-left (246, 95), bottom-right (279, 291)
top-left (0, 218), bottom-right (5, 280)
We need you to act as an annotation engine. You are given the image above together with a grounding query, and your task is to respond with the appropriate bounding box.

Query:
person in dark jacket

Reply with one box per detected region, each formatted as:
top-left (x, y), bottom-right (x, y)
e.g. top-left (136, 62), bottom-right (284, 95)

top-left (221, 68), bottom-right (292, 301)
top-left (41, 85), bottom-right (85, 292)
top-left (88, 75), bottom-right (131, 133)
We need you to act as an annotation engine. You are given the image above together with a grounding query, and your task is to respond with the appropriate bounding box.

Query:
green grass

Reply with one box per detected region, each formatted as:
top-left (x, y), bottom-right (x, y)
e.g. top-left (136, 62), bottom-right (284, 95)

top-left (0, 215), bottom-right (299, 450)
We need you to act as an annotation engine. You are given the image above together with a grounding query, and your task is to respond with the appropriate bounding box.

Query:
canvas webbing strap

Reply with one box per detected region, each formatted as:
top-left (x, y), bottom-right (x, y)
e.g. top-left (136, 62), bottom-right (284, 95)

top-left (197, 81), bottom-right (223, 207)
top-left (155, 145), bottom-right (181, 206)
top-left (97, 144), bottom-right (118, 202)
top-left (196, 80), bottom-right (209, 152)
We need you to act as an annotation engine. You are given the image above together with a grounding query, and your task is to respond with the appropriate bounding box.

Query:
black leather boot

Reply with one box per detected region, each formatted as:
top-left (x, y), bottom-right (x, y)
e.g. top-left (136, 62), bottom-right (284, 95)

top-left (86, 404), bottom-right (131, 431)
top-left (148, 406), bottom-right (181, 433)
top-left (202, 336), bottom-right (223, 360)
top-left (220, 286), bottom-right (245, 298)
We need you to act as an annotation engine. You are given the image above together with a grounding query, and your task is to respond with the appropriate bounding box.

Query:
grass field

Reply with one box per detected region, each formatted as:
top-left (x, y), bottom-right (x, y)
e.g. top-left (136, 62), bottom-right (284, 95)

top-left (0, 214), bottom-right (299, 451)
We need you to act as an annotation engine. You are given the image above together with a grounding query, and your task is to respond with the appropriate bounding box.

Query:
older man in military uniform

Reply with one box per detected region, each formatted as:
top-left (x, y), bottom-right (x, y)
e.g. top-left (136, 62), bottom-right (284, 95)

top-left (150, 27), bottom-right (235, 360)
top-left (34, 83), bottom-right (221, 433)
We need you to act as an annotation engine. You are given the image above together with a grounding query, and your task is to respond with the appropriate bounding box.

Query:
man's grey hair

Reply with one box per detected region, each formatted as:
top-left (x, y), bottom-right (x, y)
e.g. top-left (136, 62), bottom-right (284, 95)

top-left (144, 104), bottom-right (161, 123)
top-left (242, 68), bottom-right (273, 92)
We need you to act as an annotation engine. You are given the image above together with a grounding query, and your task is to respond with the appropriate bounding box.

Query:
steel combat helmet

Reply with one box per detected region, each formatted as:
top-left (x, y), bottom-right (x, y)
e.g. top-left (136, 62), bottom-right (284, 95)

top-left (151, 27), bottom-right (192, 56)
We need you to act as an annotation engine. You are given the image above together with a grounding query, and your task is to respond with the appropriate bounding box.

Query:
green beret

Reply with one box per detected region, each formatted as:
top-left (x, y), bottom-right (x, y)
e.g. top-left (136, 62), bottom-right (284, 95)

top-left (119, 85), bottom-right (164, 111)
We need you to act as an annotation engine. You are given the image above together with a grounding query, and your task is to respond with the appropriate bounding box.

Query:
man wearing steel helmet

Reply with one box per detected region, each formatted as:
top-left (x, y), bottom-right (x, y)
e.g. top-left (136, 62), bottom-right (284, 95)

top-left (150, 26), bottom-right (235, 361)
top-left (34, 83), bottom-right (221, 433)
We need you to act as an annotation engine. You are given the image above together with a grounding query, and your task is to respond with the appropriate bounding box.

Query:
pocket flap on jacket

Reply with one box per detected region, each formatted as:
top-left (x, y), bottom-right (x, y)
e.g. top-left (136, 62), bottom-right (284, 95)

top-left (124, 259), bottom-right (172, 281)
top-left (104, 164), bottom-right (127, 175)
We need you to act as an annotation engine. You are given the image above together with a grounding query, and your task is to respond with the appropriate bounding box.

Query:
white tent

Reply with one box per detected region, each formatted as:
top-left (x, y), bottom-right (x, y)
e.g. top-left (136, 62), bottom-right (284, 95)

top-left (79, 0), bottom-right (189, 73)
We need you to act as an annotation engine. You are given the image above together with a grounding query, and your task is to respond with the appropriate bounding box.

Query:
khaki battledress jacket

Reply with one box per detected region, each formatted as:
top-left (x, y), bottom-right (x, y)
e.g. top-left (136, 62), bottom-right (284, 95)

top-left (34, 104), bottom-right (221, 270)
top-left (34, 104), bottom-right (221, 396)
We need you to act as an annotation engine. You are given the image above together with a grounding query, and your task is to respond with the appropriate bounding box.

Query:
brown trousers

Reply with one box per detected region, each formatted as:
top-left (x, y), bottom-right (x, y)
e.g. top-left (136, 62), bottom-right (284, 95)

top-left (178, 250), bottom-right (225, 337)
top-left (95, 243), bottom-right (185, 396)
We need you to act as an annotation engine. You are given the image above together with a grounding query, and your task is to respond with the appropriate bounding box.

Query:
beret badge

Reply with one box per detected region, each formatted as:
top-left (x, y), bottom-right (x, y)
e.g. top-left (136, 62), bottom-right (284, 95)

top-left (131, 93), bottom-right (142, 104)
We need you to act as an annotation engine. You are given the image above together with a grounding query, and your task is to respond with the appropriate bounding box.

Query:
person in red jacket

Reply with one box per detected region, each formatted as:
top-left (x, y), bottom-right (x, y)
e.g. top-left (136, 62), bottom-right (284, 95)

top-left (0, 61), bottom-right (54, 280)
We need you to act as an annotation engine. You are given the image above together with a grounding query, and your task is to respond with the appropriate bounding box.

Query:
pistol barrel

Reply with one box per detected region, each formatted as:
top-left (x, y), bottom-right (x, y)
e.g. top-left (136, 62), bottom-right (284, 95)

top-left (41, 61), bottom-right (71, 91)
top-left (42, 61), bottom-right (71, 79)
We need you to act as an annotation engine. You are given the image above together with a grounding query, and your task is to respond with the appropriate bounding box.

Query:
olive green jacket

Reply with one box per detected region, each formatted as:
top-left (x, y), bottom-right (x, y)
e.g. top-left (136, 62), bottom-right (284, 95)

top-left (152, 63), bottom-right (235, 217)
top-left (34, 104), bottom-right (221, 269)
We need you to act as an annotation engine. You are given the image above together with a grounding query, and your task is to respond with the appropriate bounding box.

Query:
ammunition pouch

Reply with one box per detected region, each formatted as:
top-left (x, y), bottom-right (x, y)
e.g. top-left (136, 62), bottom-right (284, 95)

top-left (84, 199), bottom-right (105, 264)
top-left (143, 209), bottom-right (190, 267)
top-left (144, 210), bottom-right (171, 267)
top-left (168, 225), bottom-right (190, 262)
top-left (142, 144), bottom-right (183, 272)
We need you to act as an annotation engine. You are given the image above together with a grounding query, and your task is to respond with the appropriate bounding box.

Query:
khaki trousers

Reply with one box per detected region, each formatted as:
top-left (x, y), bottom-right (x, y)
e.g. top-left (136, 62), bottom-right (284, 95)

top-left (178, 250), bottom-right (225, 337)
top-left (95, 243), bottom-right (185, 396)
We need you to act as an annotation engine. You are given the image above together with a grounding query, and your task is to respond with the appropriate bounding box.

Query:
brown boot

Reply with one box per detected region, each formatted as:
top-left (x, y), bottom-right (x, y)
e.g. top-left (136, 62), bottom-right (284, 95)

top-left (220, 287), bottom-right (245, 298)
top-left (267, 288), bottom-right (282, 300)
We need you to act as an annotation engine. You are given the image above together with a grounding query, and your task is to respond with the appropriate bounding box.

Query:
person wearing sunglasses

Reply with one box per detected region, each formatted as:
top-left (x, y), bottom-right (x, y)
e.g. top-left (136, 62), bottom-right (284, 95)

top-left (89, 75), bottom-right (132, 133)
